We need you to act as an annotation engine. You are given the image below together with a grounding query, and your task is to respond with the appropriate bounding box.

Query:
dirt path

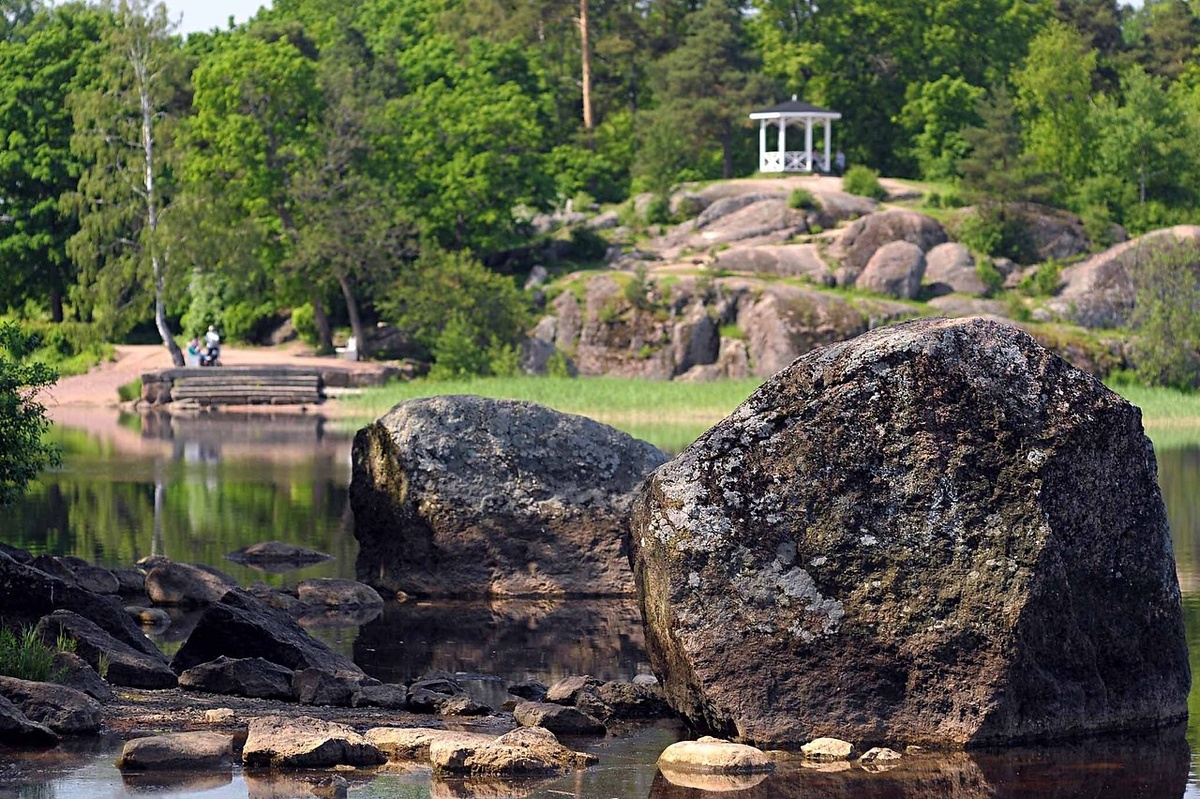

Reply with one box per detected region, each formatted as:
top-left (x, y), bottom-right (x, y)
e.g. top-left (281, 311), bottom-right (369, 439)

top-left (44, 342), bottom-right (388, 411)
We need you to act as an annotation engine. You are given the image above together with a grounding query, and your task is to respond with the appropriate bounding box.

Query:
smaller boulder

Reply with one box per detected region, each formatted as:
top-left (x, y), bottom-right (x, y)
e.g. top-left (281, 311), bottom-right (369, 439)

top-left (430, 726), bottom-right (597, 775)
top-left (0, 676), bottom-right (101, 734)
top-left (35, 610), bottom-right (176, 689)
top-left (291, 669), bottom-right (361, 707)
top-left (924, 243), bottom-right (985, 296)
top-left (226, 542), bottom-right (333, 569)
top-left (50, 651), bottom-right (115, 703)
top-left (802, 737), bottom-right (855, 762)
top-left (594, 681), bottom-right (672, 720)
top-left (357, 683), bottom-right (409, 709)
top-left (439, 694), bottom-right (490, 717)
top-left (0, 694), bottom-right (57, 747)
top-left (125, 606), bottom-right (171, 628)
top-left (507, 680), bottom-right (548, 702)
top-left (145, 561), bottom-right (238, 607)
top-left (116, 731), bottom-right (233, 771)
top-left (513, 701), bottom-right (605, 736)
top-left (860, 746), bottom-right (903, 772)
top-left (296, 579), bottom-right (383, 609)
top-left (242, 715), bottom-right (386, 769)
top-left (545, 675), bottom-right (602, 705)
top-left (657, 736), bottom-right (773, 773)
top-left (856, 240), bottom-right (926, 299)
top-left (112, 568), bottom-right (146, 594)
top-left (178, 656), bottom-right (294, 700)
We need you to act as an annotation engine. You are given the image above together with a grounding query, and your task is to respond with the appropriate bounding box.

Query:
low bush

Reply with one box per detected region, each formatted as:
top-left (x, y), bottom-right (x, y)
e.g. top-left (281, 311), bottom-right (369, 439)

top-left (788, 188), bottom-right (818, 210)
top-left (976, 258), bottom-right (1005, 294)
top-left (1017, 260), bottom-right (1062, 298)
top-left (842, 165), bottom-right (887, 200)
top-left (290, 303), bottom-right (319, 346)
top-left (0, 625), bottom-right (71, 682)
top-left (222, 301), bottom-right (276, 344)
top-left (568, 227), bottom-right (609, 263)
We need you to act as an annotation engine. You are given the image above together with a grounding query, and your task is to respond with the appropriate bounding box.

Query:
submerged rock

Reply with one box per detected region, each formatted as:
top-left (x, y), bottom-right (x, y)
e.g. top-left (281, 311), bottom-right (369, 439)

top-left (226, 541), bottom-right (334, 569)
top-left (630, 317), bottom-right (1188, 748)
top-left (350, 395), bottom-right (667, 598)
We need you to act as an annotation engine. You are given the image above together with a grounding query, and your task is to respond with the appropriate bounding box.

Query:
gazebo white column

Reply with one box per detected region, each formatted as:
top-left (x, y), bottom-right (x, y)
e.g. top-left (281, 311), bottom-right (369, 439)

top-left (749, 97), bottom-right (842, 174)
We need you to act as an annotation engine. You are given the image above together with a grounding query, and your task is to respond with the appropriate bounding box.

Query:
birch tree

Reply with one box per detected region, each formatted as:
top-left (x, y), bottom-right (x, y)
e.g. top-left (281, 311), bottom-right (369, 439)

top-left (66, 0), bottom-right (187, 364)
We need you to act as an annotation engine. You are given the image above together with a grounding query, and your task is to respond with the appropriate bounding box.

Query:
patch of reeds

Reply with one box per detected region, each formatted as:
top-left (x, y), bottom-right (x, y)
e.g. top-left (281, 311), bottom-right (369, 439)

top-left (0, 625), bottom-right (74, 682)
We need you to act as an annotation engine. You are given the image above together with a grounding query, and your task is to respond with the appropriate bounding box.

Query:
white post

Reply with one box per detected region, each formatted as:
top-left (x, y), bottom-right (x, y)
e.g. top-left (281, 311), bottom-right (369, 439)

top-left (804, 117), bottom-right (813, 172)
top-left (824, 120), bottom-right (832, 173)
top-left (759, 118), bottom-right (767, 172)
top-left (777, 117), bottom-right (787, 171)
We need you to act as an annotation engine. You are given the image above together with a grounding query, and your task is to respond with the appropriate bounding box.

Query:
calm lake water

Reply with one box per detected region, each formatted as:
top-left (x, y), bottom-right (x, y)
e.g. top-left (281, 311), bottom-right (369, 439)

top-left (3, 407), bottom-right (1200, 798)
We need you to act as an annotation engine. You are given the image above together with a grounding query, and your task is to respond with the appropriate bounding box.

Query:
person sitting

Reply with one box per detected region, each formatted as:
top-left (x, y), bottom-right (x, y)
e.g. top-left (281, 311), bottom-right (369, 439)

top-left (186, 338), bottom-right (202, 367)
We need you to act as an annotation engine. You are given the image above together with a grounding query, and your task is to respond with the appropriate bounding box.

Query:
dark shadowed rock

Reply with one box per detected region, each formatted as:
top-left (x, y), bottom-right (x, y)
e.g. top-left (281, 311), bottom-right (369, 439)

top-left (226, 541), bottom-right (333, 569)
top-left (170, 589), bottom-right (365, 678)
top-left (112, 568), bottom-right (146, 595)
top-left (545, 675), bottom-right (602, 705)
top-left (508, 680), bottom-right (548, 702)
top-left (35, 611), bottom-right (176, 689)
top-left (29, 555), bottom-right (120, 595)
top-left (291, 669), bottom-right (361, 707)
top-left (0, 676), bottom-right (102, 734)
top-left (0, 694), bottom-right (57, 746)
top-left (296, 578), bottom-right (383, 609)
top-left (116, 731), bottom-right (233, 771)
top-left (0, 553), bottom-right (160, 657)
top-left (630, 317), bottom-right (1188, 748)
top-left (145, 561), bottom-right (239, 607)
top-left (830, 209), bottom-right (947, 278)
top-left (357, 683), bottom-right (409, 709)
top-left (595, 680), bottom-right (673, 719)
top-left (351, 396), bottom-right (667, 598)
top-left (50, 651), bottom-right (115, 703)
top-left (513, 701), bottom-right (606, 735)
top-left (178, 656), bottom-right (294, 700)
top-left (242, 715), bottom-right (386, 768)
top-left (855, 240), bottom-right (926, 299)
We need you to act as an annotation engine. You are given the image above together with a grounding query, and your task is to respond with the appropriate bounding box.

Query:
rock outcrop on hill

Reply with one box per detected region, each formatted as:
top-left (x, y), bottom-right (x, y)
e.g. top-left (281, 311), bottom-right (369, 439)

top-left (829, 209), bottom-right (947, 282)
top-left (351, 396), bottom-right (667, 597)
top-left (630, 317), bottom-right (1188, 748)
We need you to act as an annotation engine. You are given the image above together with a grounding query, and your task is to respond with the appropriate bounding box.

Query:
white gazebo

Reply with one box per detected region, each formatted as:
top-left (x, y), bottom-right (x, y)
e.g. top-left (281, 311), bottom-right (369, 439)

top-left (749, 96), bottom-right (841, 173)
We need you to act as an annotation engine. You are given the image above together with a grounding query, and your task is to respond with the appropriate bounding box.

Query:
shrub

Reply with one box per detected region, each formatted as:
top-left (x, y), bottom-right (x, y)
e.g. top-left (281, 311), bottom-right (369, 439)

top-left (955, 209), bottom-right (1033, 262)
top-left (222, 301), bottom-right (276, 344)
top-left (1018, 260), bottom-right (1062, 297)
top-left (0, 626), bottom-right (69, 681)
top-left (926, 191), bottom-right (942, 208)
top-left (569, 227), bottom-right (609, 263)
top-left (117, 378), bottom-right (142, 403)
top-left (624, 264), bottom-right (653, 311)
top-left (645, 196), bottom-right (671, 225)
top-left (976, 258), bottom-right (1005, 294)
top-left (290, 304), bottom-right (319, 346)
top-left (843, 165), bottom-right (887, 200)
top-left (673, 194), bottom-right (706, 220)
top-left (788, 188), bottom-right (818, 210)
top-left (1130, 241), bottom-right (1200, 389)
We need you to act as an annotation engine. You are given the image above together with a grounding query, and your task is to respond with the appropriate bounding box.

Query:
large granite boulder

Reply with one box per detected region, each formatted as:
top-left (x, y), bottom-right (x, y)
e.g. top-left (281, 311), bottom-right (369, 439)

top-left (351, 396), bottom-right (667, 598)
top-left (855, 240), bottom-right (926, 299)
top-left (713, 244), bottom-right (833, 284)
top-left (829, 209), bottom-right (947, 279)
top-left (1045, 226), bottom-right (1200, 328)
top-left (178, 656), bottom-right (295, 700)
top-left (630, 317), bottom-right (1188, 748)
top-left (170, 589), bottom-right (364, 678)
top-left (924, 243), bottom-right (985, 297)
top-left (0, 694), bottom-right (57, 746)
top-left (35, 610), bottom-right (177, 689)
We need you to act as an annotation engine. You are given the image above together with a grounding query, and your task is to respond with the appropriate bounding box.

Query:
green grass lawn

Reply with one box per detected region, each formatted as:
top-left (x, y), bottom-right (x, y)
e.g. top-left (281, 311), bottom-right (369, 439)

top-left (340, 376), bottom-right (1200, 453)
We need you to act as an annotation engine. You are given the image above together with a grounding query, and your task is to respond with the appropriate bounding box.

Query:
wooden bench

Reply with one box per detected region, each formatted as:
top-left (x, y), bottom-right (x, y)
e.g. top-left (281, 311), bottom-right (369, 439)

top-left (142, 367), bottom-right (325, 407)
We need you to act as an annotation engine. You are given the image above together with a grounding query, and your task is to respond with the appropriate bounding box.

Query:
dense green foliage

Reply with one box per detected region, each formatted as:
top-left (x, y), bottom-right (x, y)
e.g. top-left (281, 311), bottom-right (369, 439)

top-left (1130, 241), bottom-right (1200, 389)
top-left (0, 0), bottom-right (1197, 378)
top-left (0, 322), bottom-right (58, 506)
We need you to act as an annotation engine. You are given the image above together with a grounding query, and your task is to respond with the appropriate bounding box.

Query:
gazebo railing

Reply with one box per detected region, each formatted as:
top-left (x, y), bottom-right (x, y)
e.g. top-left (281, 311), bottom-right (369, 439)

top-left (760, 151), bottom-right (828, 173)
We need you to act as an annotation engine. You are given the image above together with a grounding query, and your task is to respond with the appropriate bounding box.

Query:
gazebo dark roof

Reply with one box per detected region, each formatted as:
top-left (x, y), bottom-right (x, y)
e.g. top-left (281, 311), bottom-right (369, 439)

top-left (749, 99), bottom-right (839, 117)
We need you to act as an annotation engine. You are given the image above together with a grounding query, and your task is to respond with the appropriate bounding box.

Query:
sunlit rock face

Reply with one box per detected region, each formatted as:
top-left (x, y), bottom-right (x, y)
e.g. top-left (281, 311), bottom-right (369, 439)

top-left (351, 395), bottom-right (667, 598)
top-left (630, 316), bottom-right (1189, 748)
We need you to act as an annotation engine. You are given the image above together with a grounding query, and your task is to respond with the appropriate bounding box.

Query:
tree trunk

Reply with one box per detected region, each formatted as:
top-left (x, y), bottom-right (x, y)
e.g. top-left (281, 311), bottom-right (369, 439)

top-left (49, 289), bottom-right (63, 323)
top-left (580, 0), bottom-right (593, 130)
top-left (336, 269), bottom-right (366, 361)
top-left (312, 294), bottom-right (334, 353)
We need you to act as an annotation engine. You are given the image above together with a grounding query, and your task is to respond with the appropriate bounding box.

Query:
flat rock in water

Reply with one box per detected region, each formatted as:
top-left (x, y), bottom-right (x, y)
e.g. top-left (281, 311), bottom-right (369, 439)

top-left (242, 715), bottom-right (386, 769)
top-left (630, 317), bottom-right (1188, 747)
top-left (170, 589), bottom-right (364, 678)
top-left (802, 736), bottom-right (854, 762)
top-left (0, 676), bottom-right (102, 734)
top-left (657, 736), bottom-right (774, 773)
top-left (365, 727), bottom-right (496, 761)
top-left (429, 726), bottom-right (597, 775)
top-left (296, 578), bottom-right (382, 608)
top-left (116, 731), bottom-right (233, 771)
top-left (226, 541), bottom-right (334, 568)
top-left (350, 395), bottom-right (667, 598)
top-left (35, 610), bottom-right (176, 689)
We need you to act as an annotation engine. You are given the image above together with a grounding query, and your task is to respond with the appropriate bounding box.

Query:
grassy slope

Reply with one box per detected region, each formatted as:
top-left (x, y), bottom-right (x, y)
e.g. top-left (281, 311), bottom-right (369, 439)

top-left (342, 376), bottom-right (1199, 451)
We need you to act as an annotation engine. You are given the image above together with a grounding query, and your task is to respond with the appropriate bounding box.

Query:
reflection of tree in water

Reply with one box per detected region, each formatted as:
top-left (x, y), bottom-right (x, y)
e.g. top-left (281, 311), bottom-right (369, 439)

top-left (354, 599), bottom-right (652, 686)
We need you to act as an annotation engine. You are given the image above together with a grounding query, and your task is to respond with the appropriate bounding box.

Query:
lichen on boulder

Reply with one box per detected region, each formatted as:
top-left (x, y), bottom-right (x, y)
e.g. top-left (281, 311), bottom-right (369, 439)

top-left (630, 316), bottom-right (1188, 748)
